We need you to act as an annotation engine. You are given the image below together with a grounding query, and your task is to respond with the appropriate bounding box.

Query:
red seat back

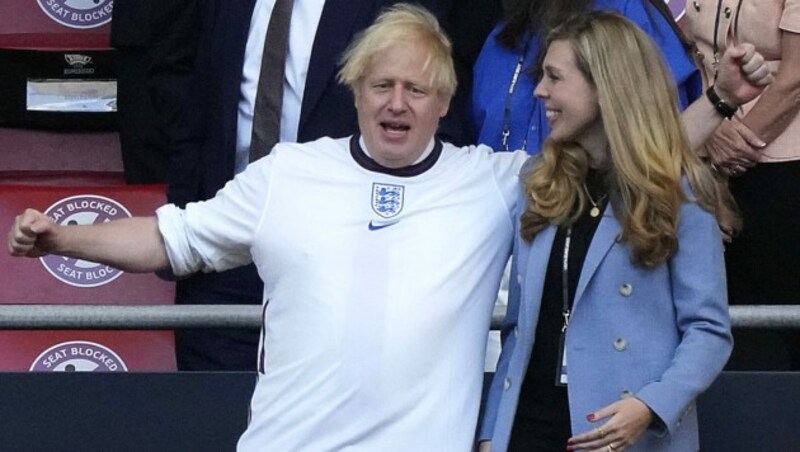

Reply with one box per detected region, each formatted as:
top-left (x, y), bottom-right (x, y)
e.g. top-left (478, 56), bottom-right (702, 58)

top-left (0, 174), bottom-right (176, 371)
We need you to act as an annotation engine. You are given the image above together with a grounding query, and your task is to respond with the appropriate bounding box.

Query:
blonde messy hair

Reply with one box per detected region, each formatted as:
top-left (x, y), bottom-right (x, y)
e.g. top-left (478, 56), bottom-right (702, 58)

top-left (521, 11), bottom-right (739, 267)
top-left (337, 3), bottom-right (457, 101)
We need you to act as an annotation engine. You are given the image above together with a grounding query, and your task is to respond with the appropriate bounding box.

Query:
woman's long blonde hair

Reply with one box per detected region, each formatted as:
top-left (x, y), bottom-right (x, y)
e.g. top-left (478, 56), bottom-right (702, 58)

top-left (520, 11), bottom-right (738, 268)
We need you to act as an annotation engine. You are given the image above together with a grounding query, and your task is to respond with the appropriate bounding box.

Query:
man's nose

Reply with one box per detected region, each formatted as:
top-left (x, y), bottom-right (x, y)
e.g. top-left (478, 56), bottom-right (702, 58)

top-left (388, 86), bottom-right (407, 112)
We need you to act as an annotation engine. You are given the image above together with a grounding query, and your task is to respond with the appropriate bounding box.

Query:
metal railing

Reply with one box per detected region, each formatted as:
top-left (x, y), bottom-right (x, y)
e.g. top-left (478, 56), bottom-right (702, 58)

top-left (0, 304), bottom-right (799, 330)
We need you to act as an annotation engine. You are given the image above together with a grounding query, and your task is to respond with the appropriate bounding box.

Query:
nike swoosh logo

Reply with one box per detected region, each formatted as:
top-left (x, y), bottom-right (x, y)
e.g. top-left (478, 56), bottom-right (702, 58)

top-left (368, 220), bottom-right (399, 231)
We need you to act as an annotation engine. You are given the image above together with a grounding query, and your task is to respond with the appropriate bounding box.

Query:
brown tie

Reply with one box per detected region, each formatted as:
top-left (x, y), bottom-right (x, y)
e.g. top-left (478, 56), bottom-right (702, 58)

top-left (249, 0), bottom-right (295, 162)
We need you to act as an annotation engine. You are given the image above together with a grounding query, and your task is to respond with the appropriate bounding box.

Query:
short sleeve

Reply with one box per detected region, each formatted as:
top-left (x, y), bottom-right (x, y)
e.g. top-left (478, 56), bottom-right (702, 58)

top-left (780, 0), bottom-right (800, 32)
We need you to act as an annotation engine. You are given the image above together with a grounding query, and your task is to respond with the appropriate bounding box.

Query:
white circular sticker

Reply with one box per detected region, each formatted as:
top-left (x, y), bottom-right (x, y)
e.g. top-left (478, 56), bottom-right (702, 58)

top-left (30, 340), bottom-right (128, 372)
top-left (39, 194), bottom-right (131, 288)
top-left (36, 0), bottom-right (114, 30)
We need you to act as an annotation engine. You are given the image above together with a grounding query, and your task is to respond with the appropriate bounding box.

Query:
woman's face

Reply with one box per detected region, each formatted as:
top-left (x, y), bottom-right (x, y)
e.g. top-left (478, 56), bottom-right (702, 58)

top-left (534, 40), bottom-right (606, 159)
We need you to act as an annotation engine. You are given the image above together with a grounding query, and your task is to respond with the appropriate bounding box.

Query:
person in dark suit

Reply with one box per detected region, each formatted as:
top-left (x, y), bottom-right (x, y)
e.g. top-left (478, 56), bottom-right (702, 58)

top-left (167, 0), bottom-right (462, 371)
top-left (111, 0), bottom-right (203, 184)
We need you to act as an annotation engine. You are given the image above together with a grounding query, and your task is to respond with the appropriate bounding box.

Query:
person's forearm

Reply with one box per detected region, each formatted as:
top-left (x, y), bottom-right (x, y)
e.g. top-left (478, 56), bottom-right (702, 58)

top-left (54, 217), bottom-right (170, 273)
top-left (682, 93), bottom-right (727, 154)
top-left (741, 32), bottom-right (800, 144)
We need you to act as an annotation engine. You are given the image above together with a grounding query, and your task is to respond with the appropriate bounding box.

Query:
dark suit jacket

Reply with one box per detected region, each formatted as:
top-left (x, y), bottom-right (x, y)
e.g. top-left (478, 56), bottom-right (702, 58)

top-left (111, 0), bottom-right (203, 183)
top-left (164, 0), bottom-right (456, 369)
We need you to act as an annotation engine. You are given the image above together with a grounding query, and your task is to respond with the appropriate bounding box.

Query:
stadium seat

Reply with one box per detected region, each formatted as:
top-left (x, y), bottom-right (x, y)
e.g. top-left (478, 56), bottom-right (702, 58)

top-left (0, 0), bottom-right (121, 174)
top-left (0, 173), bottom-right (176, 371)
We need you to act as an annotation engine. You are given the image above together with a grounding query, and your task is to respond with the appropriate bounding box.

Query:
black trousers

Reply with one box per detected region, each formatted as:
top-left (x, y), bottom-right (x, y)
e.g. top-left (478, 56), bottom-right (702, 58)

top-left (724, 160), bottom-right (800, 370)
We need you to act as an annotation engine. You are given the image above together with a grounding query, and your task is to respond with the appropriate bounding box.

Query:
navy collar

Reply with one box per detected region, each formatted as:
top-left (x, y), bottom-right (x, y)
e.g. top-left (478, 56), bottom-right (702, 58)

top-left (349, 134), bottom-right (442, 177)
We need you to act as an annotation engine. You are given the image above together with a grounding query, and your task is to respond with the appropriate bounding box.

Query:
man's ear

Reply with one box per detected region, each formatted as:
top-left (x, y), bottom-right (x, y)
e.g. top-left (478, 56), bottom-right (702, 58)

top-left (438, 96), bottom-right (450, 118)
top-left (355, 85), bottom-right (369, 110)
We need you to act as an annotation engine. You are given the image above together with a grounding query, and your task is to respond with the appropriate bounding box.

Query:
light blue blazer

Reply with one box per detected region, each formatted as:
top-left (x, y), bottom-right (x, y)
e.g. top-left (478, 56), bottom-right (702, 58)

top-left (480, 179), bottom-right (733, 451)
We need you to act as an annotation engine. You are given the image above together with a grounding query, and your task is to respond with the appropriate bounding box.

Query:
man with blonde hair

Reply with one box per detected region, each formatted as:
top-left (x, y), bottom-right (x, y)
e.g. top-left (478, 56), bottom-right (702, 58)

top-left (9, 5), bottom-right (526, 450)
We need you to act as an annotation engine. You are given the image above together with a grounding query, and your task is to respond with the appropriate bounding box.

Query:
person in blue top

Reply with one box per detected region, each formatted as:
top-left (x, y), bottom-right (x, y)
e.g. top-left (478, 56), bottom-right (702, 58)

top-left (472, 0), bottom-right (701, 154)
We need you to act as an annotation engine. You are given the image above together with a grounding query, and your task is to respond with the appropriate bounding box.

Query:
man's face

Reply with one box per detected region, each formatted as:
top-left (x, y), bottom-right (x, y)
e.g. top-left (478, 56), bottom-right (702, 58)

top-left (355, 40), bottom-right (450, 168)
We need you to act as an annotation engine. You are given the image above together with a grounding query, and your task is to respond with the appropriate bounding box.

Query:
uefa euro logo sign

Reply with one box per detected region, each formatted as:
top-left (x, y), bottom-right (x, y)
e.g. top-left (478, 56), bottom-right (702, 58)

top-left (64, 54), bottom-right (93, 67)
top-left (372, 183), bottom-right (404, 219)
top-left (37, 0), bottom-right (113, 30)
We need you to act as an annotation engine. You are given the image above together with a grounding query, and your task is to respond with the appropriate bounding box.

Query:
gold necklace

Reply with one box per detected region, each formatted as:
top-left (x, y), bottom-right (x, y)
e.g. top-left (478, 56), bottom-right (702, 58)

top-left (583, 183), bottom-right (607, 218)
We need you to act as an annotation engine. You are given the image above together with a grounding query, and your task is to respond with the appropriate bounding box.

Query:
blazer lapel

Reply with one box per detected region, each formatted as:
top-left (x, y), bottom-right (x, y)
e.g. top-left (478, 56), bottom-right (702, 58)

top-left (573, 205), bottom-right (621, 307)
top-left (219, 0), bottom-right (257, 119)
top-left (299, 0), bottom-right (362, 129)
top-left (521, 226), bottom-right (557, 318)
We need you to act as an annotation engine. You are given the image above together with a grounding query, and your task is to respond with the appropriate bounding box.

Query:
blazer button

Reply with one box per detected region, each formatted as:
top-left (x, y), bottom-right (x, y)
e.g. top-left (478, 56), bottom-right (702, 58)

top-left (513, 326), bottom-right (519, 337)
top-left (503, 378), bottom-right (512, 390)
top-left (619, 283), bottom-right (633, 297)
top-left (613, 338), bottom-right (628, 351)
top-left (516, 273), bottom-right (523, 285)
top-left (620, 390), bottom-right (634, 399)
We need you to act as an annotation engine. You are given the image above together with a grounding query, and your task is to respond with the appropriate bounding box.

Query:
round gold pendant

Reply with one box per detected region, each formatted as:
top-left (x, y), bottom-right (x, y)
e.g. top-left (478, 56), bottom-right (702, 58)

top-left (590, 206), bottom-right (600, 217)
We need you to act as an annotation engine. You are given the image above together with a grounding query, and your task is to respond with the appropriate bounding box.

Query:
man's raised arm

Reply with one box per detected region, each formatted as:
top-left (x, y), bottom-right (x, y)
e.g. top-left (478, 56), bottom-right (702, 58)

top-left (7, 208), bottom-right (170, 273)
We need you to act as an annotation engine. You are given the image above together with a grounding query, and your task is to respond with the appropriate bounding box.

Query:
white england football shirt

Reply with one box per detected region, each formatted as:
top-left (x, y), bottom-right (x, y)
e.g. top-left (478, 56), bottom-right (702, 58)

top-left (157, 136), bottom-right (527, 451)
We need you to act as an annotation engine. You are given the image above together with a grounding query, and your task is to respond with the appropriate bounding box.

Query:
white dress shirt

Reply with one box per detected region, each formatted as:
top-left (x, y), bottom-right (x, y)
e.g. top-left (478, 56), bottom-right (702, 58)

top-left (235, 0), bottom-right (326, 173)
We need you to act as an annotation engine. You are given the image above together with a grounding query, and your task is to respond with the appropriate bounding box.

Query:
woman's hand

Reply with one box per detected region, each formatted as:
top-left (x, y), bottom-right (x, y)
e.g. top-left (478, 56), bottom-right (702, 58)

top-left (703, 119), bottom-right (765, 176)
top-left (714, 43), bottom-right (773, 107)
top-left (477, 441), bottom-right (491, 452)
top-left (567, 398), bottom-right (653, 451)
top-left (683, 43), bottom-right (772, 152)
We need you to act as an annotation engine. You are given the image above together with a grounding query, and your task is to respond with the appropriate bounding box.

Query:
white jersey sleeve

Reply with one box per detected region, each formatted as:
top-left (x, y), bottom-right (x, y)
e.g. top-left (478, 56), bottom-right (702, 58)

top-left (156, 150), bottom-right (276, 276)
top-left (487, 147), bottom-right (529, 213)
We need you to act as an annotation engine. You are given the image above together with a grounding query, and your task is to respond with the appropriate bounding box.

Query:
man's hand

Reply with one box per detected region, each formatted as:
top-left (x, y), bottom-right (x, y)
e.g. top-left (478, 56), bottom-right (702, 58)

top-left (714, 43), bottom-right (773, 108)
top-left (7, 209), bottom-right (58, 257)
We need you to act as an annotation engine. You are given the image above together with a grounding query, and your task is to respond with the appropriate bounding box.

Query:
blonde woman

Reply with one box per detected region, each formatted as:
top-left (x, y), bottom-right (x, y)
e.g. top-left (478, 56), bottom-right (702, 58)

top-left (479, 11), bottom-right (771, 452)
top-left (472, 0), bottom-right (699, 155)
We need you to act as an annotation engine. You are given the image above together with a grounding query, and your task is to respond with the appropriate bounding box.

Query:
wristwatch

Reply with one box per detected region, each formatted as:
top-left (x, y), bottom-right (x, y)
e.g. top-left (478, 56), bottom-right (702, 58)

top-left (706, 86), bottom-right (737, 119)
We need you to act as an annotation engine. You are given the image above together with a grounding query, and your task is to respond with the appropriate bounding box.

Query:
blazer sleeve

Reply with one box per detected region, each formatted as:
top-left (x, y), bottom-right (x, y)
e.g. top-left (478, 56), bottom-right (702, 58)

top-left (477, 165), bottom-right (531, 442)
top-left (633, 199), bottom-right (733, 436)
top-left (165, 0), bottom-right (218, 207)
top-left (477, 234), bottom-right (522, 443)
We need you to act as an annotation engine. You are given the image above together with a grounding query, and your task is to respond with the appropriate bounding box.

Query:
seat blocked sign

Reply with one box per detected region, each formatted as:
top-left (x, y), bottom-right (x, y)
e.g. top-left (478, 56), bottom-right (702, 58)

top-left (0, 181), bottom-right (176, 371)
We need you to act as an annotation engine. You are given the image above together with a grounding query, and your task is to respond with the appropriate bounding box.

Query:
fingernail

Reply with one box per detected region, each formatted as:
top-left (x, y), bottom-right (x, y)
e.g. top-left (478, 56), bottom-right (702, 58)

top-left (586, 413), bottom-right (595, 421)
